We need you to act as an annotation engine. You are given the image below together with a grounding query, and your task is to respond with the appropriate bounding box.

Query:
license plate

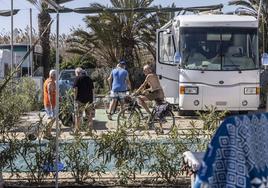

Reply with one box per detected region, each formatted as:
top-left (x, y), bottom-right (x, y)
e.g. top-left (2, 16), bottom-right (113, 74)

top-left (216, 101), bottom-right (227, 106)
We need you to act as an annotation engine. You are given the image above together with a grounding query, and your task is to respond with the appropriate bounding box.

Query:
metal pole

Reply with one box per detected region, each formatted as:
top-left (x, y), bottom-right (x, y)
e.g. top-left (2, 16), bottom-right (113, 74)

top-left (55, 11), bottom-right (60, 188)
top-left (27, 42), bottom-right (30, 76)
top-left (30, 8), bottom-right (33, 76)
top-left (11, 0), bottom-right (14, 76)
top-left (257, 0), bottom-right (263, 21)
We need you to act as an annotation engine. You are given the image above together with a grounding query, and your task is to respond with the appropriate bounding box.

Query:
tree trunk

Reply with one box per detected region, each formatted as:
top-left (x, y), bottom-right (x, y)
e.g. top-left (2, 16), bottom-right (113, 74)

top-left (0, 171), bottom-right (3, 188)
top-left (38, 9), bottom-right (51, 79)
top-left (263, 23), bottom-right (268, 53)
top-left (121, 35), bottom-right (135, 88)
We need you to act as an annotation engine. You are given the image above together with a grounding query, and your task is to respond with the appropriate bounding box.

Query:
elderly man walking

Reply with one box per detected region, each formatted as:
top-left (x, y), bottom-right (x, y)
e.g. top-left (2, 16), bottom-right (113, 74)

top-left (43, 69), bottom-right (57, 139)
top-left (73, 67), bottom-right (94, 134)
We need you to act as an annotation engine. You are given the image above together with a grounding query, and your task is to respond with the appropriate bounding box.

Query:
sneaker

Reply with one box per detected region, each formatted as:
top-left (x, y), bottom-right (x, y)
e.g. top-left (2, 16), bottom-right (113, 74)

top-left (146, 122), bottom-right (153, 130)
top-left (84, 130), bottom-right (93, 136)
top-left (156, 128), bottom-right (164, 135)
top-left (43, 133), bottom-right (53, 140)
top-left (142, 115), bottom-right (150, 121)
top-left (147, 116), bottom-right (151, 123)
top-left (70, 130), bottom-right (81, 136)
top-left (107, 114), bottom-right (112, 120)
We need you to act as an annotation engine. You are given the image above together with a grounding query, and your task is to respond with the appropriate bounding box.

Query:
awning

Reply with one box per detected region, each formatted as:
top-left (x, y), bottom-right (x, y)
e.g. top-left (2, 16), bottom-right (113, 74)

top-left (46, 4), bottom-right (224, 14)
top-left (0, 9), bottom-right (19, 16)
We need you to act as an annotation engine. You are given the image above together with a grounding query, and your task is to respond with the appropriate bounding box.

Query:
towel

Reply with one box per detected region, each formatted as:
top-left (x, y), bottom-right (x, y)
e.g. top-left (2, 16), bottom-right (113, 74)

top-left (195, 113), bottom-right (268, 188)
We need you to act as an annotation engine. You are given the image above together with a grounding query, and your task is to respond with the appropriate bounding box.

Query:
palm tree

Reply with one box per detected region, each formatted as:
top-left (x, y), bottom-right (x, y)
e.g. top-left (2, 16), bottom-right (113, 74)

top-left (26, 0), bottom-right (73, 78)
top-left (68, 0), bottom-right (172, 68)
top-left (228, 0), bottom-right (268, 52)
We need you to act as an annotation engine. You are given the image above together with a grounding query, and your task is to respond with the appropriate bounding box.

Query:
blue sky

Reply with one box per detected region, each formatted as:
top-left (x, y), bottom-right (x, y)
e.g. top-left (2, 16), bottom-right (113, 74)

top-left (0, 0), bottom-right (234, 35)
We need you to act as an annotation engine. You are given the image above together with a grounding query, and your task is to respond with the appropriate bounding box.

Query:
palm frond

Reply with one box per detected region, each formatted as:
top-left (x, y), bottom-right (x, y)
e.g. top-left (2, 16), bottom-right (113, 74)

top-left (228, 0), bottom-right (256, 12)
top-left (54, 0), bottom-right (73, 4)
top-left (26, 0), bottom-right (42, 11)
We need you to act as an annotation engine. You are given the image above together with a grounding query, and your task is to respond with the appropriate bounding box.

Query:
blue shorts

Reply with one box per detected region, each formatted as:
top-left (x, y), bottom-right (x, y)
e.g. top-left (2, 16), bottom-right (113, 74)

top-left (45, 107), bottom-right (55, 118)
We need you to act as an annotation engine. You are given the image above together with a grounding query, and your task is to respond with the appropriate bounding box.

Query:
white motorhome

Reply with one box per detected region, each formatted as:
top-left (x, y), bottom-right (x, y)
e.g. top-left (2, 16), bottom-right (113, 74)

top-left (0, 44), bottom-right (43, 100)
top-left (156, 14), bottom-right (260, 113)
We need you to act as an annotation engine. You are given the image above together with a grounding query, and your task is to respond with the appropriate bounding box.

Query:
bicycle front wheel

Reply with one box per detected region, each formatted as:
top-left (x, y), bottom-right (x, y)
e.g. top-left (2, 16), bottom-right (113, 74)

top-left (151, 110), bottom-right (175, 135)
top-left (117, 107), bottom-right (141, 130)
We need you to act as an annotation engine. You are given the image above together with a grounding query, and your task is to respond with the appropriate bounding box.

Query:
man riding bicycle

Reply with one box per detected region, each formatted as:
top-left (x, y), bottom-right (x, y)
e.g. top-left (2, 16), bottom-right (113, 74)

top-left (135, 64), bottom-right (165, 118)
top-left (107, 60), bottom-right (131, 120)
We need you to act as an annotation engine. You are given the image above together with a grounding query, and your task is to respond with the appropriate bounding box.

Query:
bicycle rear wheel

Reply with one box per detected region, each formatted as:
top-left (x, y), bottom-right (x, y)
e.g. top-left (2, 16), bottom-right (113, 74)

top-left (151, 110), bottom-right (175, 135)
top-left (117, 107), bottom-right (141, 130)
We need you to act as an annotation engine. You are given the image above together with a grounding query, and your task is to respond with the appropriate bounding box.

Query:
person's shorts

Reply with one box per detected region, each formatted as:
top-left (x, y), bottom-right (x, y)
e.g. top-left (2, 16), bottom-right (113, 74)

top-left (110, 91), bottom-right (128, 100)
top-left (75, 101), bottom-right (95, 117)
top-left (45, 107), bottom-right (55, 119)
top-left (144, 89), bottom-right (164, 101)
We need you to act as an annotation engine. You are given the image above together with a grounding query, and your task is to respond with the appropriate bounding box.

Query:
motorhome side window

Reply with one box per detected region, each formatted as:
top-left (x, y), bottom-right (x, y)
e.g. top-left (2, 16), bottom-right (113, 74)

top-left (158, 31), bottom-right (175, 64)
top-left (179, 27), bottom-right (258, 71)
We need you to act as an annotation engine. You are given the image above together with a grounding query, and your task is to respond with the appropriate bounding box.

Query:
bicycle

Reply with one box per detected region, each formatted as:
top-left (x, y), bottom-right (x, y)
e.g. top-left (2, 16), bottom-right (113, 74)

top-left (100, 91), bottom-right (129, 120)
top-left (117, 94), bottom-right (175, 135)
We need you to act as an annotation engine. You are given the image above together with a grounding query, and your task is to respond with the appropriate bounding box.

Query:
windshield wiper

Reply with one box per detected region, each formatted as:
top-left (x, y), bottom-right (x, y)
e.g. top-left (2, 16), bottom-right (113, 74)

top-left (222, 55), bottom-right (242, 73)
top-left (222, 64), bottom-right (242, 73)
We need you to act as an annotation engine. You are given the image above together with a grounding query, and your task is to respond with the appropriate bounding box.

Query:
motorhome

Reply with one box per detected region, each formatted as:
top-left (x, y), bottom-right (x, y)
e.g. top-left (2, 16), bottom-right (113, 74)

top-left (0, 44), bottom-right (42, 78)
top-left (0, 44), bottom-right (43, 100)
top-left (156, 14), bottom-right (260, 113)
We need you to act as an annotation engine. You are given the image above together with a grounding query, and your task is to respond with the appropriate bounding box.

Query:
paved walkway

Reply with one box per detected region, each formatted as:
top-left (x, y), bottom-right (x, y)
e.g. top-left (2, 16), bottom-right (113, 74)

top-left (17, 109), bottom-right (204, 140)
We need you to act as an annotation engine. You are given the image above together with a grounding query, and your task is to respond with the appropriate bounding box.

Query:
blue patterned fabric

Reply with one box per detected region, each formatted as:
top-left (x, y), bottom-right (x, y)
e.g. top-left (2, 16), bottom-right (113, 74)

top-left (194, 113), bottom-right (268, 188)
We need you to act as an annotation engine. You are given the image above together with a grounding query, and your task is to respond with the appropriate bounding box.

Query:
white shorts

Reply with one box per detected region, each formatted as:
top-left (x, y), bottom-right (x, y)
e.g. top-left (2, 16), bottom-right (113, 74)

top-left (110, 91), bottom-right (128, 100)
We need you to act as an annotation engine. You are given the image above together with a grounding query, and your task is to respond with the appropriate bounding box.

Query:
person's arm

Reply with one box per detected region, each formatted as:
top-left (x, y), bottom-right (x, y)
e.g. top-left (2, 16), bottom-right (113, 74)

top-left (107, 73), bottom-right (112, 91)
top-left (90, 78), bottom-right (95, 101)
top-left (126, 73), bottom-right (131, 91)
top-left (73, 77), bottom-right (78, 101)
top-left (136, 75), bottom-right (149, 94)
top-left (47, 82), bottom-right (53, 108)
top-left (73, 87), bottom-right (78, 101)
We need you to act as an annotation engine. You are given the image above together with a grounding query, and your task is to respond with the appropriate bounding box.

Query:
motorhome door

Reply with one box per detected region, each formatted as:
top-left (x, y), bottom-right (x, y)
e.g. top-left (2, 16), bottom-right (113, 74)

top-left (156, 29), bottom-right (179, 104)
top-left (0, 50), bottom-right (3, 78)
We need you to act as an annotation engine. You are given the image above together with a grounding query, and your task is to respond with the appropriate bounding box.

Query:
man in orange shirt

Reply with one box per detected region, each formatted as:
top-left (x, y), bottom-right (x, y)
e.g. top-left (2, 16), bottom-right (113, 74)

top-left (43, 69), bottom-right (57, 139)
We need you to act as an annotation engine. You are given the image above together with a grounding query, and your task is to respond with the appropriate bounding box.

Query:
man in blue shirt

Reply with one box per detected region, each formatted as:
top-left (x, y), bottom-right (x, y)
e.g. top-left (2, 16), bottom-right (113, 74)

top-left (107, 60), bottom-right (131, 120)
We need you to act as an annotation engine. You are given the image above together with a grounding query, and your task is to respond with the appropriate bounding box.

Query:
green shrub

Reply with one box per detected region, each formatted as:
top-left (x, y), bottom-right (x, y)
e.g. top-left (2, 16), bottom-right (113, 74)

top-left (63, 135), bottom-right (105, 184)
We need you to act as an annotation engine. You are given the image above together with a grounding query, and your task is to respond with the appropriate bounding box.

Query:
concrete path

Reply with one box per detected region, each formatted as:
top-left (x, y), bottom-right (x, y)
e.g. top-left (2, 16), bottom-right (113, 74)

top-left (17, 109), bottom-right (204, 140)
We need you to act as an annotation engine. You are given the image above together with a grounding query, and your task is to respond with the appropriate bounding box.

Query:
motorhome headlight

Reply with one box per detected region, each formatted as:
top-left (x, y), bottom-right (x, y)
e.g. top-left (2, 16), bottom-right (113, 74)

top-left (244, 87), bottom-right (259, 95)
top-left (180, 86), bottom-right (198, 95)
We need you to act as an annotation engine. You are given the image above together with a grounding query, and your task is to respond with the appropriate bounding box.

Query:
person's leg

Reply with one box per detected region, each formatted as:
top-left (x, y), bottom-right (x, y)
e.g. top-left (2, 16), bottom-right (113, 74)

top-left (118, 92), bottom-right (126, 111)
top-left (45, 118), bottom-right (55, 136)
top-left (119, 100), bottom-right (124, 111)
top-left (86, 108), bottom-right (93, 130)
top-left (108, 98), bottom-right (117, 120)
top-left (44, 107), bottom-right (54, 138)
top-left (138, 96), bottom-right (151, 114)
top-left (74, 102), bottom-right (82, 133)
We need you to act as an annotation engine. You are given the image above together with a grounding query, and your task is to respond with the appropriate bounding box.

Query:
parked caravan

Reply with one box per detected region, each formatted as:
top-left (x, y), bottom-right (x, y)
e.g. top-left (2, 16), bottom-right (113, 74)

top-left (156, 14), bottom-right (261, 113)
top-left (0, 44), bottom-right (42, 78)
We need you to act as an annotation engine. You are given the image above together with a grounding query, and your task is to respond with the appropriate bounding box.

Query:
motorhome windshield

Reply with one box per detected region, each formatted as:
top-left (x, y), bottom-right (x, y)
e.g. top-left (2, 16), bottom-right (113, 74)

top-left (179, 27), bottom-right (258, 71)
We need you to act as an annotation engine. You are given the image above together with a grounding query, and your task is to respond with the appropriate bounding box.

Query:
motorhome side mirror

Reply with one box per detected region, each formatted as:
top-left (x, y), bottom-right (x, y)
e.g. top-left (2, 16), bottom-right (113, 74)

top-left (174, 51), bottom-right (182, 66)
top-left (261, 53), bottom-right (268, 66)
